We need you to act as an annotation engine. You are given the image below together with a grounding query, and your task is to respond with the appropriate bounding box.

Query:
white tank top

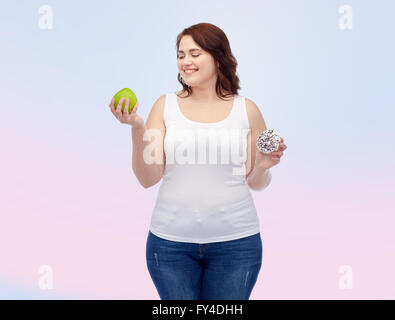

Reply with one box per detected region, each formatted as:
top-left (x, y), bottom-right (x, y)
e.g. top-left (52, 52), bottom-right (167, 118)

top-left (148, 91), bottom-right (261, 244)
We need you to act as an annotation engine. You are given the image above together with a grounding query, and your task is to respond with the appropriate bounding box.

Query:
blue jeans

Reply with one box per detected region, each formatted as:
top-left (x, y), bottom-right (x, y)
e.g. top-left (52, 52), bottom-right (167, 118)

top-left (146, 230), bottom-right (263, 300)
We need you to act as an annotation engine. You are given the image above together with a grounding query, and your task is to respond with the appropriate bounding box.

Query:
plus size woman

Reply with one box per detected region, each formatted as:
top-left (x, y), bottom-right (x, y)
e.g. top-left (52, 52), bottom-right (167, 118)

top-left (109, 23), bottom-right (287, 300)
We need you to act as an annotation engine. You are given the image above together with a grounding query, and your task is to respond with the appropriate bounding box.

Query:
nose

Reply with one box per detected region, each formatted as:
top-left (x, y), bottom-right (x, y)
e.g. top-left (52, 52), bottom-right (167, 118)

top-left (181, 57), bottom-right (193, 67)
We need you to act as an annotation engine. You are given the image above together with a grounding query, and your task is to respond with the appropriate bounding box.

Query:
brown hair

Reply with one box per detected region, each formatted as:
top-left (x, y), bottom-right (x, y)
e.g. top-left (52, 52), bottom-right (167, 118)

top-left (175, 23), bottom-right (241, 100)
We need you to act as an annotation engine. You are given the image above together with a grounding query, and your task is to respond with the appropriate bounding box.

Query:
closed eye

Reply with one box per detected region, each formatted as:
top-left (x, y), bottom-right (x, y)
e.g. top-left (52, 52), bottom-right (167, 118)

top-left (178, 55), bottom-right (200, 59)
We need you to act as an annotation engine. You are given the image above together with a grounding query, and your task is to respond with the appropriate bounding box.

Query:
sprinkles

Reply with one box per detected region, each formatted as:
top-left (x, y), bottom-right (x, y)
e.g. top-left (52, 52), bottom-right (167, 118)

top-left (256, 129), bottom-right (281, 154)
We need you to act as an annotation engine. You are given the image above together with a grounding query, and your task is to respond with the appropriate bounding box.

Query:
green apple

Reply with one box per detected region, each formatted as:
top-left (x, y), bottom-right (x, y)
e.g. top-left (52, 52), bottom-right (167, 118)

top-left (113, 88), bottom-right (137, 114)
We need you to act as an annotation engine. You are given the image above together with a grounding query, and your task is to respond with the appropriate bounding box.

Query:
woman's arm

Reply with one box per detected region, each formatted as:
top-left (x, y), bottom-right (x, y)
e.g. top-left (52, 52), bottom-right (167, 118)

top-left (244, 98), bottom-right (272, 191)
top-left (247, 164), bottom-right (272, 191)
top-left (132, 95), bottom-right (166, 188)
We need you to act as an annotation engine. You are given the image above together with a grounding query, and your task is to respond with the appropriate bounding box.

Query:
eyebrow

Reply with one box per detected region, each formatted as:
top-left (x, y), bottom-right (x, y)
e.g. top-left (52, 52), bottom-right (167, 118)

top-left (177, 48), bottom-right (202, 53)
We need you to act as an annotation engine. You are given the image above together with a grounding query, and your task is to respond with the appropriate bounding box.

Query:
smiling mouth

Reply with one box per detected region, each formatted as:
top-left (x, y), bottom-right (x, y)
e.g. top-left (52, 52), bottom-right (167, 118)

top-left (184, 69), bottom-right (198, 75)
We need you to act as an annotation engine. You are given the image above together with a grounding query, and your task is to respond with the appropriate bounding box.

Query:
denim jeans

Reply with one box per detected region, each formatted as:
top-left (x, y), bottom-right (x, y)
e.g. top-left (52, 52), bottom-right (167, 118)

top-left (146, 230), bottom-right (263, 300)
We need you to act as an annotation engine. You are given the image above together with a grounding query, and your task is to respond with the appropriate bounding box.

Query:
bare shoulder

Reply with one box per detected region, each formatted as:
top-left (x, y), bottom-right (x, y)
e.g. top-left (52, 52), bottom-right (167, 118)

top-left (153, 93), bottom-right (167, 110)
top-left (151, 93), bottom-right (167, 117)
top-left (146, 93), bottom-right (167, 128)
top-left (245, 97), bottom-right (267, 134)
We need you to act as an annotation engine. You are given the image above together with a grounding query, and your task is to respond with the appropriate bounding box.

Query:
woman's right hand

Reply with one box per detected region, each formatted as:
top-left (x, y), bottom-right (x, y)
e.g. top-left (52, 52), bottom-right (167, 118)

top-left (109, 97), bottom-right (144, 128)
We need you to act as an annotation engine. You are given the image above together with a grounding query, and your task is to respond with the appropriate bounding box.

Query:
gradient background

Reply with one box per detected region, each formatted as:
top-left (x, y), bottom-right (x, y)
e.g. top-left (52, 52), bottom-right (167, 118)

top-left (1, 0), bottom-right (394, 299)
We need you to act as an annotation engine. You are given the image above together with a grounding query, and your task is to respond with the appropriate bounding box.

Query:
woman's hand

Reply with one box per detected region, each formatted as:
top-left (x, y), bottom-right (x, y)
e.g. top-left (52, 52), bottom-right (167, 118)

top-left (109, 97), bottom-right (144, 128)
top-left (255, 137), bottom-right (287, 170)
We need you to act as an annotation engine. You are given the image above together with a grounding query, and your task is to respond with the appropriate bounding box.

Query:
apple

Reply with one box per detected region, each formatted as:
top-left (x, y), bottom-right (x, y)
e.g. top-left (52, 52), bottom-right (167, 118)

top-left (113, 88), bottom-right (137, 114)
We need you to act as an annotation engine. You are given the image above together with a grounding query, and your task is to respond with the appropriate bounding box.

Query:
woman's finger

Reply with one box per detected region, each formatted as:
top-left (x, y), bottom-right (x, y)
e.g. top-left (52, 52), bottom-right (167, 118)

top-left (271, 151), bottom-right (283, 156)
top-left (279, 143), bottom-right (287, 151)
top-left (116, 97), bottom-right (125, 114)
top-left (110, 101), bottom-right (117, 116)
top-left (131, 101), bottom-right (138, 114)
top-left (122, 98), bottom-right (130, 116)
top-left (110, 98), bottom-right (116, 113)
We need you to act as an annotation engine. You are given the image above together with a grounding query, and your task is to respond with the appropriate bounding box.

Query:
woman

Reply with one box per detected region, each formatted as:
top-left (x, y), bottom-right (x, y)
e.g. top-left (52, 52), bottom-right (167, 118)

top-left (109, 23), bottom-right (287, 300)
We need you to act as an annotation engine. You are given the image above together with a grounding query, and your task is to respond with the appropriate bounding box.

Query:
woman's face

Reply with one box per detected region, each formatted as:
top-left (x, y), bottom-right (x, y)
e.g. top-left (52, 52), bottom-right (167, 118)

top-left (177, 35), bottom-right (218, 88)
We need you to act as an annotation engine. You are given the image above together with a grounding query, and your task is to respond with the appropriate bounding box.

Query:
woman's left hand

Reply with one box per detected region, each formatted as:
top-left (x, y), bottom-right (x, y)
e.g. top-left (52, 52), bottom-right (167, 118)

top-left (255, 137), bottom-right (287, 170)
